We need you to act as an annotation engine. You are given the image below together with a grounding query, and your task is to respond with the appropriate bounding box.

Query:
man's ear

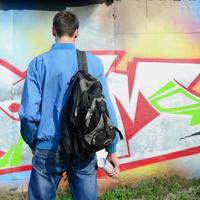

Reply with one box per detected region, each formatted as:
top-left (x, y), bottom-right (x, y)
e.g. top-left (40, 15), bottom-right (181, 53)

top-left (74, 29), bottom-right (79, 39)
top-left (52, 26), bottom-right (56, 37)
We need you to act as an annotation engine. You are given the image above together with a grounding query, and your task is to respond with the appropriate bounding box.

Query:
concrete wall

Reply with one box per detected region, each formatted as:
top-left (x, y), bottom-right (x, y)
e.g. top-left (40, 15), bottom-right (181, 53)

top-left (0, 0), bottom-right (200, 189)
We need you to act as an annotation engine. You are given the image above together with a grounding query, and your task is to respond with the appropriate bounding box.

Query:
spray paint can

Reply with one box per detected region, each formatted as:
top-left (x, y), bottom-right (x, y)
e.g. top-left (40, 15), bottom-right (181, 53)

top-left (97, 158), bottom-right (114, 174)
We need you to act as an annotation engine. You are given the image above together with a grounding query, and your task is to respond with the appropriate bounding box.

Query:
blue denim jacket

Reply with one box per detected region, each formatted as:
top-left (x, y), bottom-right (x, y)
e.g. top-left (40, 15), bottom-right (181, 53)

top-left (19, 43), bottom-right (119, 153)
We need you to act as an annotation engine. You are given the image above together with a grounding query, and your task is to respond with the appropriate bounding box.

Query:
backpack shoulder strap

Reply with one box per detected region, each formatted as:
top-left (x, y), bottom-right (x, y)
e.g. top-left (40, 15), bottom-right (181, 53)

top-left (113, 127), bottom-right (124, 140)
top-left (76, 50), bottom-right (88, 72)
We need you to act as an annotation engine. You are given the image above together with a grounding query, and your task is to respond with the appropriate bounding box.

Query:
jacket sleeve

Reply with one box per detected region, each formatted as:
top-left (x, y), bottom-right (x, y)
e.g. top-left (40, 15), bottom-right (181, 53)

top-left (96, 58), bottom-right (119, 153)
top-left (18, 58), bottom-right (44, 149)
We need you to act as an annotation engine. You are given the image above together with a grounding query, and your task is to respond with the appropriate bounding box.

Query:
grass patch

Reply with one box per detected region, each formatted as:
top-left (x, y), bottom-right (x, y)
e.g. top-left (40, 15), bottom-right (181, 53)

top-left (57, 189), bottom-right (72, 200)
top-left (0, 175), bottom-right (200, 200)
top-left (57, 175), bottom-right (200, 200)
top-left (0, 190), bottom-right (27, 200)
top-left (98, 175), bottom-right (200, 200)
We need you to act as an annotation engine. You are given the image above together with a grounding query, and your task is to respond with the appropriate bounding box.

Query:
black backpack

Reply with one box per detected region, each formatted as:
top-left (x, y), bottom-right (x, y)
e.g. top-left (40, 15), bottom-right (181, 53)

top-left (61, 50), bottom-right (123, 156)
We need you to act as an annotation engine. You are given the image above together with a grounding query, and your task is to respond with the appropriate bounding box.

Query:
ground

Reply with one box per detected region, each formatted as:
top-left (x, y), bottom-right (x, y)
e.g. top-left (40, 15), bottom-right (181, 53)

top-left (1, 175), bottom-right (199, 200)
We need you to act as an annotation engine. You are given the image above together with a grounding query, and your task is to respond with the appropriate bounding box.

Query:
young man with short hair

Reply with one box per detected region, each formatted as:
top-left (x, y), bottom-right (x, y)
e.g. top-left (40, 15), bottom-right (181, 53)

top-left (19, 11), bottom-right (120, 200)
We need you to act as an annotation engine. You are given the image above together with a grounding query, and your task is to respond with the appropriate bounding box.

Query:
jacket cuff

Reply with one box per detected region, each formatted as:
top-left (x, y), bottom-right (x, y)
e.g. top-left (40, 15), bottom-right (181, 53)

top-left (105, 145), bottom-right (116, 153)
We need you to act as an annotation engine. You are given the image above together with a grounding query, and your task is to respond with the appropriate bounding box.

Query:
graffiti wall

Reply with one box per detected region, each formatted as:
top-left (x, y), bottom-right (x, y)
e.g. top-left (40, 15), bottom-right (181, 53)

top-left (0, 0), bottom-right (200, 189)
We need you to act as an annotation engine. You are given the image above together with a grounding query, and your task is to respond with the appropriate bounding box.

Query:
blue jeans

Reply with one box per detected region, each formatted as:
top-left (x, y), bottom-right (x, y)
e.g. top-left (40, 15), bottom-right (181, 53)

top-left (28, 149), bottom-right (97, 200)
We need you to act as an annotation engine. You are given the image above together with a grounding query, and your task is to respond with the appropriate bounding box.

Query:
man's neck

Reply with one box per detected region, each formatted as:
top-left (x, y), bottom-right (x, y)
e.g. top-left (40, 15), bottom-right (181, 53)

top-left (55, 35), bottom-right (75, 44)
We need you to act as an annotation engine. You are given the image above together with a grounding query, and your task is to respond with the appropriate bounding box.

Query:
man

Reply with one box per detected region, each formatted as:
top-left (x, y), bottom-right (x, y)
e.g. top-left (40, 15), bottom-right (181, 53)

top-left (19, 11), bottom-right (120, 200)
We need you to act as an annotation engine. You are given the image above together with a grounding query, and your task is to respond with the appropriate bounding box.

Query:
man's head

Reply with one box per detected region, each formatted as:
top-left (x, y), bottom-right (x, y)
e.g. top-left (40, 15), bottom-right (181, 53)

top-left (52, 11), bottom-right (79, 39)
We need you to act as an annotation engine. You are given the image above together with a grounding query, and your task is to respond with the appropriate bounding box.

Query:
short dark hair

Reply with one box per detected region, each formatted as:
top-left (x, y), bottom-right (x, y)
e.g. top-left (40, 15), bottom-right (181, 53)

top-left (53, 11), bottom-right (79, 38)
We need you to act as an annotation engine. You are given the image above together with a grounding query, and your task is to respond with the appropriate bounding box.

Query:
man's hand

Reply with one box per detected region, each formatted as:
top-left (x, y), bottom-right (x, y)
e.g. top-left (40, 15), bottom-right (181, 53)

top-left (106, 152), bottom-right (120, 178)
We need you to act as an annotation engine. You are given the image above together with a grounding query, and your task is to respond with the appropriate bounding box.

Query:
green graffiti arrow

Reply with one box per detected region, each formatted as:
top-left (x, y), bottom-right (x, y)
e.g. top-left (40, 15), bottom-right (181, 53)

top-left (149, 81), bottom-right (200, 126)
top-left (0, 145), bottom-right (15, 168)
top-left (0, 136), bottom-right (24, 168)
top-left (10, 136), bottom-right (24, 166)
